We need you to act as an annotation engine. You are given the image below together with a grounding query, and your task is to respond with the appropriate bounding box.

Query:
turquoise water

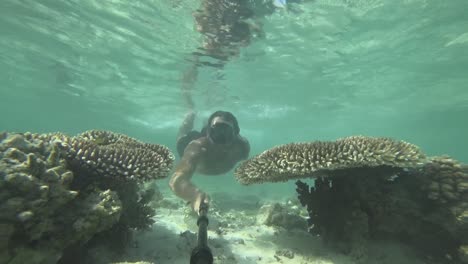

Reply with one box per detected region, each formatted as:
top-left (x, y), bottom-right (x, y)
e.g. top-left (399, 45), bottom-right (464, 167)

top-left (1, 0), bottom-right (468, 199)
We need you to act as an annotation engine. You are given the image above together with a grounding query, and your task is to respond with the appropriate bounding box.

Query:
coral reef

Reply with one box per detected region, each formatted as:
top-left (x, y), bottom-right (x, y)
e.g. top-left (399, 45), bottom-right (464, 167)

top-left (37, 130), bottom-right (174, 182)
top-left (0, 131), bottom-right (174, 264)
top-left (235, 136), bottom-right (426, 185)
top-left (419, 156), bottom-right (468, 262)
top-left (235, 136), bottom-right (467, 263)
top-left (0, 132), bottom-right (122, 264)
top-left (295, 156), bottom-right (468, 264)
top-left (421, 156), bottom-right (468, 208)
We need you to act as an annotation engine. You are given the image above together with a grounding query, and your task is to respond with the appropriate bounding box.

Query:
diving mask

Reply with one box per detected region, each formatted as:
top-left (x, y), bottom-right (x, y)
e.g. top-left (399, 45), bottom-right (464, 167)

top-left (209, 120), bottom-right (235, 144)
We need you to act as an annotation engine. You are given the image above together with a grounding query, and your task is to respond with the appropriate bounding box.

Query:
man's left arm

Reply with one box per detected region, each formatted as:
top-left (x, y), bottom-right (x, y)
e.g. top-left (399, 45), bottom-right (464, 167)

top-left (240, 137), bottom-right (250, 160)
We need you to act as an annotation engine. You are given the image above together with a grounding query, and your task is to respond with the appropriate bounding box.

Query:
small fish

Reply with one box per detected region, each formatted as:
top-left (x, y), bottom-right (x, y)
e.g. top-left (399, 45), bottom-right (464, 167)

top-left (273, 0), bottom-right (287, 8)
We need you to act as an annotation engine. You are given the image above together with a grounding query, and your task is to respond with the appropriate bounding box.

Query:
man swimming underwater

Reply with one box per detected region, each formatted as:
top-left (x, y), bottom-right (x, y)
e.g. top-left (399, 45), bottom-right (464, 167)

top-left (171, 0), bottom-right (292, 213)
top-left (169, 110), bottom-right (250, 213)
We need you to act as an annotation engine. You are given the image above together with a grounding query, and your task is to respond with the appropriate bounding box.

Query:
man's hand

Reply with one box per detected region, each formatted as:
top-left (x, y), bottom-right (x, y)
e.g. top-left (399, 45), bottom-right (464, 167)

top-left (191, 192), bottom-right (210, 215)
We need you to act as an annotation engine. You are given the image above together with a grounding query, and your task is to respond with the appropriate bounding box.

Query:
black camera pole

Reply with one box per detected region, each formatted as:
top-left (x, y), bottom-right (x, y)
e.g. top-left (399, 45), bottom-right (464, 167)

top-left (190, 201), bottom-right (213, 264)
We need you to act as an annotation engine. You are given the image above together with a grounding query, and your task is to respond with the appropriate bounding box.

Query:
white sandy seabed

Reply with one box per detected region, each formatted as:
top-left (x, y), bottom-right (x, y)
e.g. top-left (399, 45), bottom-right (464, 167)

top-left (103, 192), bottom-right (426, 264)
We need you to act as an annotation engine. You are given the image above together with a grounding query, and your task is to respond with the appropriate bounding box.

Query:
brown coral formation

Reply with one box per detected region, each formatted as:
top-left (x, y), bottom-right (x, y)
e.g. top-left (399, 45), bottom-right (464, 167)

top-left (0, 131), bottom-right (173, 264)
top-left (0, 133), bottom-right (122, 264)
top-left (295, 156), bottom-right (468, 264)
top-left (422, 156), bottom-right (468, 205)
top-left (235, 136), bottom-right (426, 185)
top-left (420, 156), bottom-right (468, 262)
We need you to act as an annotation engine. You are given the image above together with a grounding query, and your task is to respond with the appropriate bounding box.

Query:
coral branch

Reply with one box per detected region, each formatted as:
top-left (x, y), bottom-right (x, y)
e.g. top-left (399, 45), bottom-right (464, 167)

top-left (235, 136), bottom-right (426, 185)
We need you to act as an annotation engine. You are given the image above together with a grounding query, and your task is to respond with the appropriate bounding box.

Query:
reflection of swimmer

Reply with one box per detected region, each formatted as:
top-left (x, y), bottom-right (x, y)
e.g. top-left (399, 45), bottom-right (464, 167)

top-left (192, 0), bottom-right (266, 64)
top-left (176, 1), bottom-right (293, 149)
top-left (180, 1), bottom-right (273, 107)
top-left (169, 110), bottom-right (250, 214)
top-left (190, 0), bottom-right (306, 65)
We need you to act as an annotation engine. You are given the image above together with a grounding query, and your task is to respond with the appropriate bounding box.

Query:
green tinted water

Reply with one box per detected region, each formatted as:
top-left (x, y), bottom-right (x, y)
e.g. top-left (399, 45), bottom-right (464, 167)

top-left (1, 0), bottom-right (467, 198)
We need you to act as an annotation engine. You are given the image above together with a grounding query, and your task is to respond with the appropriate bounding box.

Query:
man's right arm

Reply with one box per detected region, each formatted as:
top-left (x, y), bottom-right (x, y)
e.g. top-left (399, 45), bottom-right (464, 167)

top-left (169, 140), bottom-right (207, 210)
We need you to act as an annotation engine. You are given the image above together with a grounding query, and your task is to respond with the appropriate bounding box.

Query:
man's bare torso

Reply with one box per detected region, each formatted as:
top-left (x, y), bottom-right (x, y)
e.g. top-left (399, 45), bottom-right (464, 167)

top-left (187, 135), bottom-right (249, 175)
